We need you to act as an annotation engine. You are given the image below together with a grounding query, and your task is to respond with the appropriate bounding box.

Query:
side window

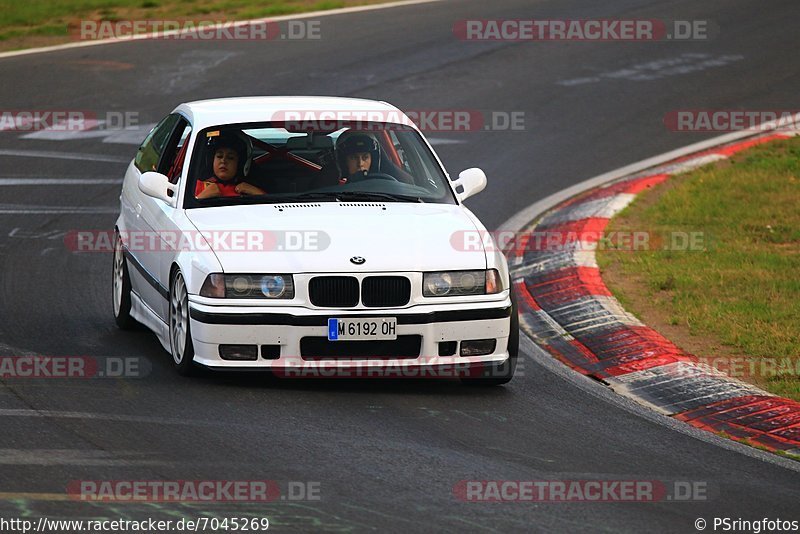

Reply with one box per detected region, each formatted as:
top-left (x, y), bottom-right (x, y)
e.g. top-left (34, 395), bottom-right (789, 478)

top-left (160, 122), bottom-right (193, 184)
top-left (134, 114), bottom-right (182, 172)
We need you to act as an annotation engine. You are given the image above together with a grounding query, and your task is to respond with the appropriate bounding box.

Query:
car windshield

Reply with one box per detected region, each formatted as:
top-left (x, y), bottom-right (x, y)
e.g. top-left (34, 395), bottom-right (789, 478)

top-left (185, 121), bottom-right (457, 207)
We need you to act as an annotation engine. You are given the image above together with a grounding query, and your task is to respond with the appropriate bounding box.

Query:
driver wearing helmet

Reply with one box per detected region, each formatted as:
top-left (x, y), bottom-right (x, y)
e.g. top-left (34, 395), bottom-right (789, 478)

top-left (337, 133), bottom-right (380, 183)
top-left (196, 132), bottom-right (265, 199)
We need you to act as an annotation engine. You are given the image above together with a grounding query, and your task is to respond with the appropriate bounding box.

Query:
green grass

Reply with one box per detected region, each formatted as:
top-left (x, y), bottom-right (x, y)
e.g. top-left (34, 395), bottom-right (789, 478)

top-left (775, 449), bottom-right (800, 461)
top-left (598, 137), bottom-right (800, 400)
top-left (0, 0), bottom-right (384, 48)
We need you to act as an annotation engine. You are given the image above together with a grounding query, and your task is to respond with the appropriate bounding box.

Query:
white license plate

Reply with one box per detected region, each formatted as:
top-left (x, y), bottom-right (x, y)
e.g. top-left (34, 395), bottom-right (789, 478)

top-left (327, 318), bottom-right (397, 341)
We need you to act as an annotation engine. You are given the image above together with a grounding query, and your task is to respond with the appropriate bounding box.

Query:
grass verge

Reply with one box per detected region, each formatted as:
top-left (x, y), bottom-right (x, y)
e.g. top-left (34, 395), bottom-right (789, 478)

top-left (0, 0), bottom-right (396, 52)
top-left (597, 136), bottom-right (800, 401)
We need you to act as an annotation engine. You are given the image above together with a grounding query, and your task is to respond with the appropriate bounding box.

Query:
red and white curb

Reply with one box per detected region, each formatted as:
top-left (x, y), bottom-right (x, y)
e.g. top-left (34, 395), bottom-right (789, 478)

top-left (505, 126), bottom-right (800, 455)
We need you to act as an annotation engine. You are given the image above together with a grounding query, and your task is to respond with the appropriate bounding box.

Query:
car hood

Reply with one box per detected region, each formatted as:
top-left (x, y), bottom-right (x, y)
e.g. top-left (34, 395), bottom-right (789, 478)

top-left (184, 202), bottom-right (487, 273)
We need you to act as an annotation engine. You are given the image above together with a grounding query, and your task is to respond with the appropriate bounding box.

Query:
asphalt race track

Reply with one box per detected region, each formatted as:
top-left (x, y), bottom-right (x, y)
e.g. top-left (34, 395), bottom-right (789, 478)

top-left (0, 0), bottom-right (798, 531)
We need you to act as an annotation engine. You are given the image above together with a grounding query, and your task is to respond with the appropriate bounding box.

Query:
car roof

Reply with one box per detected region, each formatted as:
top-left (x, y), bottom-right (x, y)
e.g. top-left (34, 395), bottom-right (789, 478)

top-left (173, 96), bottom-right (417, 131)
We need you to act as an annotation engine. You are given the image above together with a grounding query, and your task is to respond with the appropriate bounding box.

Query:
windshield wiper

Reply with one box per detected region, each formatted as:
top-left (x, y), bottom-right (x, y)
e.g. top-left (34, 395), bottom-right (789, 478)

top-left (225, 191), bottom-right (424, 204)
top-left (333, 191), bottom-right (424, 203)
top-left (237, 192), bottom-right (339, 204)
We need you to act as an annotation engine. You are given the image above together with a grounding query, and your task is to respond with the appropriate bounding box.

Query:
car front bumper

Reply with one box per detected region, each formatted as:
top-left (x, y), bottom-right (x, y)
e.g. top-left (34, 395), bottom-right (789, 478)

top-left (187, 295), bottom-right (512, 375)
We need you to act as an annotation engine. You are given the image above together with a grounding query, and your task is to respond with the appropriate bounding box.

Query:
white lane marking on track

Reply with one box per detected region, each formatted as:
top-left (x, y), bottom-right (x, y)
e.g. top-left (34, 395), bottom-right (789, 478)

top-left (0, 0), bottom-right (442, 60)
top-left (21, 122), bottom-right (155, 145)
top-left (0, 449), bottom-right (164, 466)
top-left (0, 408), bottom-right (223, 428)
top-left (558, 53), bottom-right (744, 86)
top-left (0, 179), bottom-right (120, 185)
top-left (0, 116), bottom-right (98, 133)
top-left (0, 149), bottom-right (128, 163)
top-left (7, 227), bottom-right (66, 239)
top-left (0, 207), bottom-right (117, 214)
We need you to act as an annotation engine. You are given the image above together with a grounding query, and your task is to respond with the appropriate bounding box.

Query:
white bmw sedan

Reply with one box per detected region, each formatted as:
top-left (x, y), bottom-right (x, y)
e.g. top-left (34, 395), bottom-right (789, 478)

top-left (113, 97), bottom-right (517, 384)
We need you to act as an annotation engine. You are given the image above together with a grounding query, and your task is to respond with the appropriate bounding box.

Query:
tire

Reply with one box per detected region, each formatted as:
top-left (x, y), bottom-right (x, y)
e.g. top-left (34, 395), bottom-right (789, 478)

top-left (112, 232), bottom-right (137, 329)
top-left (460, 290), bottom-right (519, 386)
top-left (169, 271), bottom-right (196, 376)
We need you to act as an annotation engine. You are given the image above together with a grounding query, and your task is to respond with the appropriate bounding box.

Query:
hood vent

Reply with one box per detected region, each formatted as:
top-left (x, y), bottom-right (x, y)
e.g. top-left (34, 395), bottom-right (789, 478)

top-left (274, 204), bottom-right (322, 211)
top-left (339, 203), bottom-right (386, 208)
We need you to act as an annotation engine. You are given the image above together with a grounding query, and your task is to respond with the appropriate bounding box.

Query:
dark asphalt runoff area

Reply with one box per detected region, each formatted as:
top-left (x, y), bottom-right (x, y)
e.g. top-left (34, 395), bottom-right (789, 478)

top-left (0, 0), bottom-right (798, 532)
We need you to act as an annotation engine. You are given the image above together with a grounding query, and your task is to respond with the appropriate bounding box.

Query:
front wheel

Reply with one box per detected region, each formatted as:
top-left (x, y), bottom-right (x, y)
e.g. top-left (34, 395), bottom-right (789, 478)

top-left (112, 232), bottom-right (137, 329)
top-left (169, 272), bottom-right (196, 376)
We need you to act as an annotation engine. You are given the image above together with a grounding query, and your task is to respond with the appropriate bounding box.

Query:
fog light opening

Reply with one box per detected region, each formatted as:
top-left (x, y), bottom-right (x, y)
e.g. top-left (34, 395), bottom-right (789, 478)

top-left (460, 339), bottom-right (497, 357)
top-left (219, 344), bottom-right (258, 361)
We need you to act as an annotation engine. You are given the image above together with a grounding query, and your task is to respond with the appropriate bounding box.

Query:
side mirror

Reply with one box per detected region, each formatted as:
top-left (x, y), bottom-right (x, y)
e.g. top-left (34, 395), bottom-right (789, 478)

top-left (139, 172), bottom-right (177, 205)
top-left (452, 168), bottom-right (487, 202)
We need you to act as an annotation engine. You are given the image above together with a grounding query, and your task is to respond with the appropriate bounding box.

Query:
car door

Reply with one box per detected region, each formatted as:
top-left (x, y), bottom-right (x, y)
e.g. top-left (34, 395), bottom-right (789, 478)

top-left (154, 120), bottom-right (193, 320)
top-left (124, 113), bottom-right (183, 319)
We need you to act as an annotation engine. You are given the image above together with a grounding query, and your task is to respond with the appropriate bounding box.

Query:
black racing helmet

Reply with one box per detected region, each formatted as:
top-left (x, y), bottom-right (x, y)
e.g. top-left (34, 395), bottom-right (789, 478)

top-left (336, 132), bottom-right (380, 174)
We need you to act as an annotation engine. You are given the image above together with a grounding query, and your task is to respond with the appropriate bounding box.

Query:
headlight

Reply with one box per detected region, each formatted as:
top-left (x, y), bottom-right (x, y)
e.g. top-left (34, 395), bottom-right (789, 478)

top-left (260, 275), bottom-right (289, 298)
top-left (424, 272), bottom-right (454, 296)
top-left (423, 269), bottom-right (503, 297)
top-left (199, 274), bottom-right (294, 299)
